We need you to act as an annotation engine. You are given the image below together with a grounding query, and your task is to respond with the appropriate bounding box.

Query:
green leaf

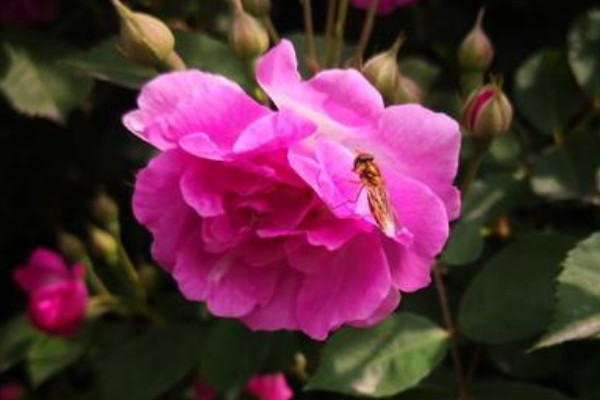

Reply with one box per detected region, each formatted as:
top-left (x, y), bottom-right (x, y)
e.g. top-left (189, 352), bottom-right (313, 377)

top-left (64, 32), bottom-right (251, 90)
top-left (306, 313), bottom-right (448, 397)
top-left (459, 234), bottom-right (575, 344)
top-left (175, 32), bottom-right (252, 89)
top-left (535, 232), bottom-right (600, 348)
top-left (487, 344), bottom-right (565, 379)
top-left (199, 320), bottom-right (271, 393)
top-left (531, 127), bottom-right (600, 200)
top-left (0, 30), bottom-right (93, 122)
top-left (26, 336), bottom-right (85, 386)
top-left (0, 316), bottom-right (44, 373)
top-left (398, 57), bottom-right (441, 92)
top-left (470, 381), bottom-right (573, 400)
top-left (568, 10), bottom-right (600, 100)
top-left (97, 325), bottom-right (203, 400)
top-left (441, 222), bottom-right (484, 266)
top-left (62, 37), bottom-right (155, 89)
top-left (514, 49), bottom-right (582, 136)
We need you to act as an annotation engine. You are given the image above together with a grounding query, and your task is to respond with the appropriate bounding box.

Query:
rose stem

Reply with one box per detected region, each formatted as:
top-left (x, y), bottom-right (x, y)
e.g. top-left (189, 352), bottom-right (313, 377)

top-left (350, 0), bottom-right (380, 68)
top-left (324, 0), bottom-right (337, 66)
top-left (300, 0), bottom-right (320, 73)
top-left (330, 0), bottom-right (349, 67)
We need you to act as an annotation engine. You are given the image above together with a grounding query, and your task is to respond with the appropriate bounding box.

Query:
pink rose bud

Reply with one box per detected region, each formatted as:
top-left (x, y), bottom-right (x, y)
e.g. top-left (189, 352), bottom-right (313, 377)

top-left (349, 0), bottom-right (420, 15)
top-left (246, 373), bottom-right (293, 400)
top-left (194, 379), bottom-right (217, 400)
top-left (229, 5), bottom-right (270, 59)
top-left (112, 0), bottom-right (183, 71)
top-left (0, 0), bottom-right (56, 25)
top-left (462, 83), bottom-right (513, 143)
top-left (0, 382), bottom-right (23, 400)
top-left (458, 8), bottom-right (494, 72)
top-left (13, 248), bottom-right (88, 337)
top-left (242, 0), bottom-right (271, 17)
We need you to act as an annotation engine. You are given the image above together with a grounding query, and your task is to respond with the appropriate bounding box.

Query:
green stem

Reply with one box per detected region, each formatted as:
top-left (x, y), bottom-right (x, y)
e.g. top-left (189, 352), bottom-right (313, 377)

top-left (350, 0), bottom-right (380, 68)
top-left (116, 239), bottom-right (145, 301)
top-left (324, 0), bottom-right (337, 66)
top-left (460, 143), bottom-right (488, 194)
top-left (329, 0), bottom-right (349, 67)
top-left (262, 17), bottom-right (280, 43)
top-left (82, 256), bottom-right (110, 296)
top-left (300, 0), bottom-right (319, 73)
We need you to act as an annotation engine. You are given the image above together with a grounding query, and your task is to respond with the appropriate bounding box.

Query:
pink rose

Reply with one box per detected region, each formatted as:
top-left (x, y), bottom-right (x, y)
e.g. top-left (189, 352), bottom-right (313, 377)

top-left (0, 0), bottom-right (57, 24)
top-left (124, 40), bottom-right (460, 340)
top-left (0, 382), bottom-right (23, 400)
top-left (13, 248), bottom-right (88, 337)
top-left (246, 373), bottom-right (293, 400)
top-left (349, 0), bottom-right (419, 15)
top-left (194, 379), bottom-right (217, 400)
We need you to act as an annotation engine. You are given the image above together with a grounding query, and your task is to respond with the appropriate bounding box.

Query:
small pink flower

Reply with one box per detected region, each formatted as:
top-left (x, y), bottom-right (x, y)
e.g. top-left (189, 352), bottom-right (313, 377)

top-left (349, 0), bottom-right (419, 15)
top-left (13, 248), bottom-right (88, 337)
top-left (246, 374), bottom-right (293, 400)
top-left (0, 382), bottom-right (23, 400)
top-left (0, 0), bottom-right (57, 24)
top-left (124, 40), bottom-right (460, 340)
top-left (194, 379), bottom-right (217, 400)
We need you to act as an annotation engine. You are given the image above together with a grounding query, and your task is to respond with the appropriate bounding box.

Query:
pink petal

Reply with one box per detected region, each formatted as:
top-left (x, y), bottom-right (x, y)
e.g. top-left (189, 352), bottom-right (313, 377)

top-left (133, 150), bottom-right (198, 271)
top-left (173, 228), bottom-right (280, 318)
top-left (246, 373), bottom-right (293, 400)
top-left (123, 71), bottom-right (269, 151)
top-left (349, 289), bottom-right (400, 327)
top-left (13, 248), bottom-right (69, 294)
top-left (179, 163), bottom-right (225, 218)
top-left (350, 0), bottom-right (419, 15)
top-left (233, 109), bottom-right (316, 154)
top-left (373, 105), bottom-right (462, 220)
top-left (296, 234), bottom-right (392, 340)
top-left (382, 238), bottom-right (433, 292)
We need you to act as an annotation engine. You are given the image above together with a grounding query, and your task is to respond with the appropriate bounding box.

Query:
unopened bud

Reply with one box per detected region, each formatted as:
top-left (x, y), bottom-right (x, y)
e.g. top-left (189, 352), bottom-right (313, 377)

top-left (229, 7), bottom-right (269, 59)
top-left (362, 37), bottom-right (402, 103)
top-left (393, 75), bottom-right (424, 104)
top-left (89, 227), bottom-right (119, 265)
top-left (458, 9), bottom-right (494, 71)
top-left (138, 264), bottom-right (159, 294)
top-left (92, 193), bottom-right (120, 234)
top-left (462, 82), bottom-right (513, 145)
top-left (242, 0), bottom-right (271, 17)
top-left (112, 0), bottom-right (177, 69)
top-left (57, 231), bottom-right (87, 262)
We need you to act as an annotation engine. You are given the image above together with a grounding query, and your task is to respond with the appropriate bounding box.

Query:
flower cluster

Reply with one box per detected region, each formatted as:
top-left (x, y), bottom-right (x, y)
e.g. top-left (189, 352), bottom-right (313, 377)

top-left (125, 40), bottom-right (460, 340)
top-left (13, 248), bottom-right (88, 337)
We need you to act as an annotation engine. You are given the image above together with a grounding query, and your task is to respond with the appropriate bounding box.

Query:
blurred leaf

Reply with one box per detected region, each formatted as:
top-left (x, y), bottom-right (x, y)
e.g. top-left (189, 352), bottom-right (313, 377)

top-left (0, 316), bottom-right (43, 373)
top-left (398, 57), bottom-right (441, 92)
top-left (487, 344), bottom-right (565, 379)
top-left (306, 313), bottom-right (448, 397)
top-left (98, 325), bottom-right (202, 400)
top-left (514, 50), bottom-right (582, 136)
top-left (535, 232), bottom-right (600, 348)
top-left (568, 10), bottom-right (600, 101)
top-left (199, 320), bottom-right (271, 393)
top-left (62, 37), bottom-right (155, 89)
top-left (459, 234), bottom-right (575, 343)
top-left (26, 335), bottom-right (85, 386)
top-left (531, 127), bottom-right (600, 200)
top-left (64, 32), bottom-right (251, 90)
top-left (176, 32), bottom-right (252, 89)
top-left (441, 174), bottom-right (526, 266)
top-left (0, 30), bottom-right (93, 123)
top-left (470, 381), bottom-right (572, 400)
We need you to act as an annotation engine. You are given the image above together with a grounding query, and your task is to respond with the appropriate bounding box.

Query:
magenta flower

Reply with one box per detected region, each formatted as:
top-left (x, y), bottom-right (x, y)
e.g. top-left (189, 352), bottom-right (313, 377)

top-left (0, 0), bottom-right (57, 24)
top-left (13, 248), bottom-right (88, 337)
top-left (124, 40), bottom-right (460, 340)
top-left (0, 382), bottom-right (23, 400)
top-left (246, 373), bottom-right (293, 400)
top-left (194, 379), bottom-right (217, 400)
top-left (349, 0), bottom-right (420, 15)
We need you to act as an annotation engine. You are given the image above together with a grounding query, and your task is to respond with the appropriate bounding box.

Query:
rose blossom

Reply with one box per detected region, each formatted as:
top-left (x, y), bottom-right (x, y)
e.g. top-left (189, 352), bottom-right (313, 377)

top-left (0, 0), bottom-right (57, 24)
top-left (124, 40), bottom-right (460, 340)
top-left (349, 0), bottom-right (419, 15)
top-left (13, 248), bottom-right (88, 337)
top-left (246, 373), bottom-right (293, 400)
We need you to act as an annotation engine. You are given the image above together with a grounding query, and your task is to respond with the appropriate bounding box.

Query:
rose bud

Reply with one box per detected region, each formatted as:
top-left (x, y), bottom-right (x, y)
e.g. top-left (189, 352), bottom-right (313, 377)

top-left (229, 6), bottom-right (269, 59)
top-left (112, 0), bottom-right (184, 71)
top-left (13, 248), bottom-right (88, 337)
top-left (92, 192), bottom-right (120, 234)
top-left (461, 82), bottom-right (513, 144)
top-left (89, 227), bottom-right (119, 266)
top-left (246, 373), bottom-right (293, 400)
top-left (57, 231), bottom-right (87, 263)
top-left (194, 379), bottom-right (217, 400)
top-left (242, 0), bottom-right (271, 17)
top-left (393, 74), bottom-right (424, 104)
top-left (458, 8), bottom-right (494, 72)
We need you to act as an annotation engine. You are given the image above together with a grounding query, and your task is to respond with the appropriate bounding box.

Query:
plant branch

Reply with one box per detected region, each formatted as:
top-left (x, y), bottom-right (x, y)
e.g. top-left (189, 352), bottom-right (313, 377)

top-left (300, 0), bottom-right (319, 73)
top-left (330, 0), bottom-right (349, 67)
top-left (350, 0), bottom-right (380, 68)
top-left (324, 0), bottom-right (337, 66)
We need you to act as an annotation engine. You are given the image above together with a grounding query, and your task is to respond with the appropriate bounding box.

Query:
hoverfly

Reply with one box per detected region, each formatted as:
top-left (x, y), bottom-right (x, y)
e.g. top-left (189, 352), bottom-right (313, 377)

top-left (352, 152), bottom-right (397, 237)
